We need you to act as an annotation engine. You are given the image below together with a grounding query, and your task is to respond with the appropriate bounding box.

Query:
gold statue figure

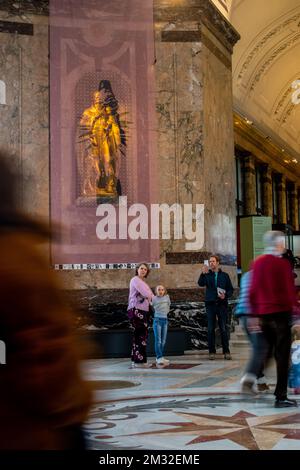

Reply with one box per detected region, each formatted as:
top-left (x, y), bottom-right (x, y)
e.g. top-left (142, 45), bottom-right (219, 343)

top-left (79, 85), bottom-right (124, 199)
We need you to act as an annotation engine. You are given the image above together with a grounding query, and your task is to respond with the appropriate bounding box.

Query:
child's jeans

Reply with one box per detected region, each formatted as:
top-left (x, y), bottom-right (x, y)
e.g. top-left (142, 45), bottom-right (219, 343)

top-left (153, 318), bottom-right (168, 359)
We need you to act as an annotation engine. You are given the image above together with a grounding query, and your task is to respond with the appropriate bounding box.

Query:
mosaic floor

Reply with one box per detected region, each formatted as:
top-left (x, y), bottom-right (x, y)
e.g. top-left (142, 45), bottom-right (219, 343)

top-left (82, 348), bottom-right (300, 450)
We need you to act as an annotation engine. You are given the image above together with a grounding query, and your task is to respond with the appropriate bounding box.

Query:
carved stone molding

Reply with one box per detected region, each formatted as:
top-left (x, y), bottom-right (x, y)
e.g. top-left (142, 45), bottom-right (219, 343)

top-left (0, 20), bottom-right (33, 35)
top-left (237, 11), bottom-right (300, 82)
top-left (273, 73), bottom-right (300, 123)
top-left (154, 0), bottom-right (240, 53)
top-left (249, 32), bottom-right (300, 91)
top-left (274, 86), bottom-right (294, 118)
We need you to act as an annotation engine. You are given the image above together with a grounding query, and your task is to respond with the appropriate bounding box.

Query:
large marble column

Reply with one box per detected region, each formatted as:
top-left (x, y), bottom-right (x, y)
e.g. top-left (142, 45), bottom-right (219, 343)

top-left (244, 153), bottom-right (256, 215)
top-left (277, 174), bottom-right (287, 225)
top-left (290, 183), bottom-right (299, 230)
top-left (154, 0), bottom-right (240, 281)
top-left (262, 164), bottom-right (273, 217)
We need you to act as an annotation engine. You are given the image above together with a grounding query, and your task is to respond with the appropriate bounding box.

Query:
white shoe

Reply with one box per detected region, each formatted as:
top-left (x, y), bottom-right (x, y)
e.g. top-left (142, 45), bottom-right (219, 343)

top-left (156, 357), bottom-right (165, 366)
top-left (161, 358), bottom-right (170, 365)
top-left (240, 373), bottom-right (258, 394)
top-left (133, 362), bottom-right (152, 369)
top-left (156, 357), bottom-right (170, 366)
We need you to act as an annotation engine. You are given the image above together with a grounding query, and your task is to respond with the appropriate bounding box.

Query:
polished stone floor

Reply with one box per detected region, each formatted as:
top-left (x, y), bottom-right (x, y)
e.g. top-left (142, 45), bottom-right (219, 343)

top-left (82, 346), bottom-right (300, 450)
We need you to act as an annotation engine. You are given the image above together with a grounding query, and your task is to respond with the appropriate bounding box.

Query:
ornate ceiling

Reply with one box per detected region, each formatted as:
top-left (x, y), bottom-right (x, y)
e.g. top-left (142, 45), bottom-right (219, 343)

top-left (229, 0), bottom-right (300, 157)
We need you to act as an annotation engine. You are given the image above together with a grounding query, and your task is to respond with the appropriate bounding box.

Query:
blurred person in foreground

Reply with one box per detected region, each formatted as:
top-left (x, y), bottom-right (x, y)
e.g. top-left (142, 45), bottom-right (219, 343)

top-left (242, 231), bottom-right (297, 408)
top-left (0, 152), bottom-right (91, 449)
top-left (235, 270), bottom-right (270, 393)
top-left (288, 325), bottom-right (300, 395)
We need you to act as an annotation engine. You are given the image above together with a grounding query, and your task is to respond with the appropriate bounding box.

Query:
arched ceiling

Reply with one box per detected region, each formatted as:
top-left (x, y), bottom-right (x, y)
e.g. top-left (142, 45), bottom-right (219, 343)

top-left (229, 0), bottom-right (300, 157)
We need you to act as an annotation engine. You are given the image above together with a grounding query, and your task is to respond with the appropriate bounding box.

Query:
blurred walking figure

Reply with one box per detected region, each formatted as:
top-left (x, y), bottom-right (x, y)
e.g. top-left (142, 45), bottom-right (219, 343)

top-left (282, 247), bottom-right (297, 278)
top-left (0, 152), bottom-right (91, 449)
top-left (236, 271), bottom-right (270, 393)
top-left (243, 231), bottom-right (297, 408)
top-left (288, 325), bottom-right (300, 395)
top-left (198, 255), bottom-right (234, 360)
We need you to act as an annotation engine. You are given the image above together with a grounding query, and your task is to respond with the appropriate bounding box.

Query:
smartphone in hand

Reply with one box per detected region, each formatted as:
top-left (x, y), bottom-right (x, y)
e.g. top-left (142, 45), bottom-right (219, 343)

top-left (217, 287), bottom-right (226, 298)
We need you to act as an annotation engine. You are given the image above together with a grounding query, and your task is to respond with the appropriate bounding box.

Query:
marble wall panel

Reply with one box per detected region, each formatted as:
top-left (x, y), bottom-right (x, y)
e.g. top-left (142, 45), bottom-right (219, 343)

top-left (69, 291), bottom-right (238, 351)
top-left (0, 15), bottom-right (49, 220)
top-left (202, 30), bottom-right (236, 258)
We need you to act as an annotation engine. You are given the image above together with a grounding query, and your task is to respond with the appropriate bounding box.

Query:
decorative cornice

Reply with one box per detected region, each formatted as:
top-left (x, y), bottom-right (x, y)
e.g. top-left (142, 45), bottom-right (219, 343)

top-left (234, 112), bottom-right (300, 180)
top-left (274, 87), bottom-right (293, 117)
top-left (281, 102), bottom-right (295, 124)
top-left (154, 0), bottom-right (240, 53)
top-left (249, 32), bottom-right (300, 91)
top-left (273, 74), bottom-right (300, 123)
top-left (0, 19), bottom-right (33, 35)
top-left (237, 11), bottom-right (300, 82)
top-left (0, 0), bottom-right (48, 16)
top-left (217, 0), bottom-right (229, 13)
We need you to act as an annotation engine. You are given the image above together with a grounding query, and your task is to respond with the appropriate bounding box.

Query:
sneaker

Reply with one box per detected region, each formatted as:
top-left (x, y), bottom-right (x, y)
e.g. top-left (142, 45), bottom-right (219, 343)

top-left (241, 380), bottom-right (257, 394)
top-left (274, 398), bottom-right (298, 408)
top-left (161, 358), bottom-right (170, 365)
top-left (209, 353), bottom-right (215, 360)
top-left (240, 374), bottom-right (258, 394)
top-left (224, 353), bottom-right (232, 360)
top-left (156, 358), bottom-right (167, 368)
top-left (257, 383), bottom-right (270, 392)
top-left (134, 362), bottom-right (152, 369)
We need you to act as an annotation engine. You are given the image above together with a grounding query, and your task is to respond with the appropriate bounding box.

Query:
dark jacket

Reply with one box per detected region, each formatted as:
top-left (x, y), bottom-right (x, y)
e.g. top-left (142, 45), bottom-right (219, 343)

top-left (198, 269), bottom-right (234, 304)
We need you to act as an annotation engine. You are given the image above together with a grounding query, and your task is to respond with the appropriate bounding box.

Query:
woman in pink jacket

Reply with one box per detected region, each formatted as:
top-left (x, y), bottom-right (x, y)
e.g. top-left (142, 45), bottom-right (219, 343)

top-left (128, 263), bottom-right (154, 368)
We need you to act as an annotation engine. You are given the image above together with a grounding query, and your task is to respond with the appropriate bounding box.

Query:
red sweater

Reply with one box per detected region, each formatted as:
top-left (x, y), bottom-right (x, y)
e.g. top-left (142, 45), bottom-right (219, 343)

top-left (249, 254), bottom-right (296, 315)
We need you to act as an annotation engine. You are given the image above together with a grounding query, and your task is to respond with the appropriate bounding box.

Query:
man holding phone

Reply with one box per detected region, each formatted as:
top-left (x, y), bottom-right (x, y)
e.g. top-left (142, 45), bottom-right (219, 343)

top-left (198, 255), bottom-right (233, 360)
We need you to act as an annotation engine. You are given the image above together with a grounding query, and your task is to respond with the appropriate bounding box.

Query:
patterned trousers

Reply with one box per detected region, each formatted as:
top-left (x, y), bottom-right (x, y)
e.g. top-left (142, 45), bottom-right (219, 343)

top-left (129, 308), bottom-right (149, 364)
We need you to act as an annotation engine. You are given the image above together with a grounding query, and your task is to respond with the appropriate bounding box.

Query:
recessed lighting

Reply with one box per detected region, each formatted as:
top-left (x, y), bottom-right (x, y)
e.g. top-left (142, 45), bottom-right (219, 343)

top-left (284, 159), bottom-right (290, 164)
top-left (292, 158), bottom-right (298, 163)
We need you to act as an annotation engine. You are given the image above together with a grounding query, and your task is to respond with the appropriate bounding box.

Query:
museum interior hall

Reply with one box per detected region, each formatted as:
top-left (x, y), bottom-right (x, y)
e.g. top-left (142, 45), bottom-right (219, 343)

top-left (0, 0), bottom-right (300, 452)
